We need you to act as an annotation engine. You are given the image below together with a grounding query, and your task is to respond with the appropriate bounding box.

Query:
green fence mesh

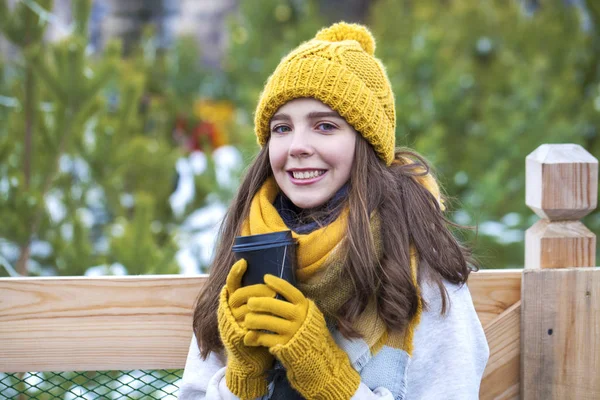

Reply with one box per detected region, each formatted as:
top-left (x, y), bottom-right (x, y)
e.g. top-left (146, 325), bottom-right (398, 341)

top-left (0, 370), bottom-right (182, 399)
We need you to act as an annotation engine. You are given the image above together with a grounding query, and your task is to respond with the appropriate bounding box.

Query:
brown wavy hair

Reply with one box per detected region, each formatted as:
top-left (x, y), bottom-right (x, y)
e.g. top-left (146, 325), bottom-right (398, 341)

top-left (193, 136), bottom-right (478, 358)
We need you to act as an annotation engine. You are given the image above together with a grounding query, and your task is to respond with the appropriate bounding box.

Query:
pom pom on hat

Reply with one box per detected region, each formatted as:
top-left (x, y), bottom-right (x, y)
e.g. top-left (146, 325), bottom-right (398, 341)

top-left (315, 22), bottom-right (375, 56)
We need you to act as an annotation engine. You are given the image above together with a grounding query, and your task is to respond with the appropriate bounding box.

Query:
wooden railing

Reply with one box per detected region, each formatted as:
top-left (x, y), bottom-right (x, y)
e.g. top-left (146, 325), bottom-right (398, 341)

top-left (0, 270), bottom-right (518, 370)
top-left (0, 144), bottom-right (597, 399)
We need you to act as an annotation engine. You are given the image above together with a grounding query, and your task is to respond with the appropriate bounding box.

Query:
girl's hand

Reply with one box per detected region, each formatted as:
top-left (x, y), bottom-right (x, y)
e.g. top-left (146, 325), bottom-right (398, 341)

top-left (243, 274), bottom-right (361, 399)
top-left (217, 259), bottom-right (276, 399)
top-left (243, 274), bottom-right (309, 348)
top-left (226, 259), bottom-right (276, 327)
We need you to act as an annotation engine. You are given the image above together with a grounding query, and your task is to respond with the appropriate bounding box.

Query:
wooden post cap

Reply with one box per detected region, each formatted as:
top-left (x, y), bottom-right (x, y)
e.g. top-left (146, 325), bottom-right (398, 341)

top-left (525, 219), bottom-right (596, 269)
top-left (526, 144), bottom-right (598, 221)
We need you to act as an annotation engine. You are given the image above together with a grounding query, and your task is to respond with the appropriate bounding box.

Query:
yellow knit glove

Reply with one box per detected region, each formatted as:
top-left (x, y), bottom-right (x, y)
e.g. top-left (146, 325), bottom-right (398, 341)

top-left (244, 274), bottom-right (361, 399)
top-left (217, 259), bottom-right (276, 399)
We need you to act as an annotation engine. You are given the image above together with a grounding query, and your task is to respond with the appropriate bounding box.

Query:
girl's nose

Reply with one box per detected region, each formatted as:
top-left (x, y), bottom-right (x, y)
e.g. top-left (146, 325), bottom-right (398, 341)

top-left (288, 131), bottom-right (314, 158)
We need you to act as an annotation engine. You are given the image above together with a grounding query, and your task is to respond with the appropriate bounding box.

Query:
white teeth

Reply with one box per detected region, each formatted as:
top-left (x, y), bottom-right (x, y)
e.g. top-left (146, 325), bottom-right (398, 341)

top-left (292, 170), bottom-right (325, 179)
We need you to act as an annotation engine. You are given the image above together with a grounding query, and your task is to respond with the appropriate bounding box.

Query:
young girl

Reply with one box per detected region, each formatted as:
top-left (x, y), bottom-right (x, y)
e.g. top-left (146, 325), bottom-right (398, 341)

top-left (179, 22), bottom-right (489, 400)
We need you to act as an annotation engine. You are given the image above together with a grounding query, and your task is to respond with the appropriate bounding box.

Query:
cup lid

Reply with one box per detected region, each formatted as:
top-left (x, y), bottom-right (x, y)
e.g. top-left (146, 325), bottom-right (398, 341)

top-left (234, 230), bottom-right (293, 247)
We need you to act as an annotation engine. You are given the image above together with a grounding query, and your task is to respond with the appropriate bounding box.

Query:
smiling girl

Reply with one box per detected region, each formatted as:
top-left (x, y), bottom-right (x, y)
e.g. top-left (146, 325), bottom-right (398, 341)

top-left (179, 22), bottom-right (489, 400)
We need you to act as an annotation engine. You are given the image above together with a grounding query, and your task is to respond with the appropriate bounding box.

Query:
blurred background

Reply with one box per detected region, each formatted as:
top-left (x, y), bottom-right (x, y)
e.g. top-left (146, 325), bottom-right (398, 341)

top-left (1, 0), bottom-right (599, 278)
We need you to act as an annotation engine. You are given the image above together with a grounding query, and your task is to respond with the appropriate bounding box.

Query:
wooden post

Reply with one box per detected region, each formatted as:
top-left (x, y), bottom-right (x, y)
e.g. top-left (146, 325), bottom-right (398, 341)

top-left (521, 144), bottom-right (599, 399)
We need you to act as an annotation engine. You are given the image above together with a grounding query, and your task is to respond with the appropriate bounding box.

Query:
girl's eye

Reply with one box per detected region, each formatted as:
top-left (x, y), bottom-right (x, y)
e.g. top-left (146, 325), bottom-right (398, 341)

top-left (316, 122), bottom-right (336, 132)
top-left (272, 125), bottom-right (291, 134)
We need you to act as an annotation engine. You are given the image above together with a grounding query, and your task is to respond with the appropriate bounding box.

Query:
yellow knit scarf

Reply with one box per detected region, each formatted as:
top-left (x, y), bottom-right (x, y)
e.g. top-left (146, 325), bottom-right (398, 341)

top-left (240, 173), bottom-right (442, 357)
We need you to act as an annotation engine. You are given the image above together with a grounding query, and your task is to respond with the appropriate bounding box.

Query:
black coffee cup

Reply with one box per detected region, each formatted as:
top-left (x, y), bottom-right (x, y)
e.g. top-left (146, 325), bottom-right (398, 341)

top-left (232, 231), bottom-right (297, 291)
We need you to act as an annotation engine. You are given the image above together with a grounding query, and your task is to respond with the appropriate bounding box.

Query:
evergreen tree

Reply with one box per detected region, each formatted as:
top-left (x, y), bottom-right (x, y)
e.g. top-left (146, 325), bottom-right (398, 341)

top-left (0, 0), bottom-right (233, 277)
top-left (370, 0), bottom-right (600, 267)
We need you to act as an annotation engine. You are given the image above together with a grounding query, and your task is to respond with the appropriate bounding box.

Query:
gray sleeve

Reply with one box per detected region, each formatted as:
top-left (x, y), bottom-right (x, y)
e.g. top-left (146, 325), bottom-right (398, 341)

top-left (406, 279), bottom-right (489, 400)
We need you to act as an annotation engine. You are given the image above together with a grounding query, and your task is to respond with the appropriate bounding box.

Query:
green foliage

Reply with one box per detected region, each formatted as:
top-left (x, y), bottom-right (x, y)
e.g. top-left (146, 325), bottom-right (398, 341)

top-left (224, 0), bottom-right (325, 108)
top-left (108, 192), bottom-right (179, 275)
top-left (370, 0), bottom-right (600, 267)
top-left (0, 0), bottom-right (53, 47)
top-left (0, 0), bottom-right (230, 277)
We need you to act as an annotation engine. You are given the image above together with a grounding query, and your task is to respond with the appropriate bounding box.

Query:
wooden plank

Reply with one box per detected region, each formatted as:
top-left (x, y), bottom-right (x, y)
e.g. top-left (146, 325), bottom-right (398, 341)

top-left (0, 275), bottom-right (207, 372)
top-left (480, 301), bottom-right (521, 400)
top-left (0, 269), bottom-right (520, 373)
top-left (521, 268), bottom-right (600, 400)
top-left (468, 269), bottom-right (522, 327)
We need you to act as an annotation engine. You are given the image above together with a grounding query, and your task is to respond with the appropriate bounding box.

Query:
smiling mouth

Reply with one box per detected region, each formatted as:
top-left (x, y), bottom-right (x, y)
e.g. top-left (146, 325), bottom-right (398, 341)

top-left (289, 170), bottom-right (326, 180)
top-left (286, 170), bottom-right (328, 185)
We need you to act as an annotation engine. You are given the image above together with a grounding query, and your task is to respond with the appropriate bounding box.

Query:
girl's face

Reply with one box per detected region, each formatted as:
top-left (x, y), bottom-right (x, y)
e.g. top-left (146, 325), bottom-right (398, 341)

top-left (269, 98), bottom-right (357, 209)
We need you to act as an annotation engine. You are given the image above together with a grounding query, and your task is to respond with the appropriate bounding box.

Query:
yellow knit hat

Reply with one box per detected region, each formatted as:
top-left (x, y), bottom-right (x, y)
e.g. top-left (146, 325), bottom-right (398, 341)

top-left (254, 22), bottom-right (396, 165)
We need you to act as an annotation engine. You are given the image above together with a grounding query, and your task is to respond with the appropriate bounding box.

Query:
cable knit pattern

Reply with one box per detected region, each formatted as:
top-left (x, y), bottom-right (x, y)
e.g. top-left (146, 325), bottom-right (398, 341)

top-left (270, 300), bottom-right (361, 399)
top-left (217, 286), bottom-right (272, 399)
top-left (254, 22), bottom-right (396, 165)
